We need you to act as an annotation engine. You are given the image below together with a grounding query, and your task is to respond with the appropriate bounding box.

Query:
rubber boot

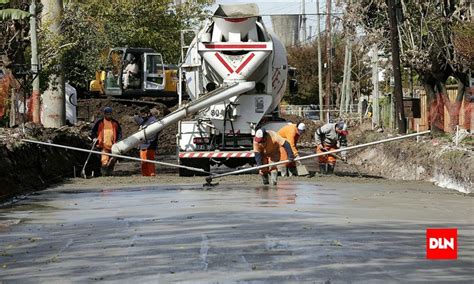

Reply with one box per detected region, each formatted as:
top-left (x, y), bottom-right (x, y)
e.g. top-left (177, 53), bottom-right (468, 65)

top-left (319, 164), bottom-right (327, 175)
top-left (101, 166), bottom-right (108, 176)
top-left (288, 167), bottom-right (298, 177)
top-left (270, 170), bottom-right (278, 185)
top-left (327, 164), bottom-right (335, 174)
top-left (262, 174), bottom-right (270, 185)
top-left (279, 166), bottom-right (288, 177)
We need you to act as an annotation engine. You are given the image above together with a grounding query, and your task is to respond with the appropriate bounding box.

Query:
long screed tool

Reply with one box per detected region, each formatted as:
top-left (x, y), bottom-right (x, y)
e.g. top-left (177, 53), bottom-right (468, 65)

top-left (22, 139), bottom-right (211, 174)
top-left (205, 130), bottom-right (431, 185)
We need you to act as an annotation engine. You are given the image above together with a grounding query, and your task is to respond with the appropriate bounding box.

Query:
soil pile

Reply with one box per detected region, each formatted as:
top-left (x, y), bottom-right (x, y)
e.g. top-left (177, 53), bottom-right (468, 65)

top-left (0, 123), bottom-right (99, 201)
top-left (279, 114), bottom-right (324, 146)
top-left (348, 121), bottom-right (473, 193)
top-left (77, 98), bottom-right (177, 154)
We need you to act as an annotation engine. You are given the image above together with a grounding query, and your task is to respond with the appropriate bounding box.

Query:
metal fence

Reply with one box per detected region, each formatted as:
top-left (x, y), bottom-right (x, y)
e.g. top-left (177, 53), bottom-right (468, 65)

top-left (280, 104), bottom-right (360, 122)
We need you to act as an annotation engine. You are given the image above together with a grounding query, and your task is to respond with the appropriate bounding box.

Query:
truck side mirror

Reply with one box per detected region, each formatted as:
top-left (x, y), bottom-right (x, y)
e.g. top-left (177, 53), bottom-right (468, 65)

top-left (289, 79), bottom-right (298, 95)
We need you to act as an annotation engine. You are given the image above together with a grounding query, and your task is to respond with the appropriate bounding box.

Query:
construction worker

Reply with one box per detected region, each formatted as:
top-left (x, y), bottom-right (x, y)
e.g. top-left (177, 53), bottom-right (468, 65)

top-left (134, 106), bottom-right (158, 176)
top-left (315, 121), bottom-right (348, 174)
top-left (91, 107), bottom-right (122, 176)
top-left (123, 54), bottom-right (139, 89)
top-left (253, 128), bottom-right (295, 185)
top-left (277, 122), bottom-right (306, 176)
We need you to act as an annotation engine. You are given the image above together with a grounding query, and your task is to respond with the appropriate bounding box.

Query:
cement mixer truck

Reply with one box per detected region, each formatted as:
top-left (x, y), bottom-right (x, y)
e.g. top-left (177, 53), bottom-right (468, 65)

top-left (111, 3), bottom-right (294, 176)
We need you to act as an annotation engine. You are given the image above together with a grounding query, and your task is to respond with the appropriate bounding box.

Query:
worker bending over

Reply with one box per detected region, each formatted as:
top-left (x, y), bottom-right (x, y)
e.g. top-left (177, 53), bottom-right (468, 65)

top-left (314, 121), bottom-right (348, 174)
top-left (91, 107), bottom-right (122, 176)
top-left (253, 128), bottom-right (295, 185)
top-left (134, 106), bottom-right (158, 176)
top-left (278, 122), bottom-right (305, 176)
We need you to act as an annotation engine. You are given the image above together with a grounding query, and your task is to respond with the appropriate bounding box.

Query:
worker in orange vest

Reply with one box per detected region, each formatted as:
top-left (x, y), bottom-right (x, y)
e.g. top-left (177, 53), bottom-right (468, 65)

top-left (278, 122), bottom-right (305, 176)
top-left (91, 107), bottom-right (122, 176)
top-left (253, 128), bottom-right (295, 185)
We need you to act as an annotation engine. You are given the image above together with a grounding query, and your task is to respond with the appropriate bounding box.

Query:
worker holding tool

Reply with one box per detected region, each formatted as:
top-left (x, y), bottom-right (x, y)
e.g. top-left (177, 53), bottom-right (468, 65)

top-left (91, 107), bottom-right (122, 176)
top-left (134, 106), bottom-right (158, 176)
top-left (277, 122), bottom-right (305, 176)
top-left (314, 121), bottom-right (348, 174)
top-left (253, 128), bottom-right (295, 185)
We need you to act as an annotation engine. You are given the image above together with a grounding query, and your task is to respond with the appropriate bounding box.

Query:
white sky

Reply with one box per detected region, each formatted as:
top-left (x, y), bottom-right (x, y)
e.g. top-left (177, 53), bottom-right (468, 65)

top-left (209, 0), bottom-right (339, 43)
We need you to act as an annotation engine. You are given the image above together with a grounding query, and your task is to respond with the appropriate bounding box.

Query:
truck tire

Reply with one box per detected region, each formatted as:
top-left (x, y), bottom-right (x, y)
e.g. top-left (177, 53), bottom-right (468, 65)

top-left (179, 158), bottom-right (210, 177)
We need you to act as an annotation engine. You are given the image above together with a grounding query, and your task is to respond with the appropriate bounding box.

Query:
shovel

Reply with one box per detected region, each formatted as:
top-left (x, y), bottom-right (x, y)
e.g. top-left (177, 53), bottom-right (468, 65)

top-left (81, 138), bottom-right (97, 179)
top-left (296, 161), bottom-right (309, 176)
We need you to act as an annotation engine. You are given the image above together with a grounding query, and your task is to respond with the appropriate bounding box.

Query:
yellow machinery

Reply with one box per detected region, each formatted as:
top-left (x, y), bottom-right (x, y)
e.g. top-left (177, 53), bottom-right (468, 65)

top-left (89, 47), bottom-right (178, 98)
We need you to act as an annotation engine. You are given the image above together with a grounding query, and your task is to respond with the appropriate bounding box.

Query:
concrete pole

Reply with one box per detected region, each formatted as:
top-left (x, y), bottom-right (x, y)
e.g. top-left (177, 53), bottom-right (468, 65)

top-left (316, 0), bottom-right (323, 120)
top-left (371, 45), bottom-right (380, 128)
top-left (301, 0), bottom-right (307, 43)
top-left (41, 0), bottom-right (65, 128)
top-left (30, 0), bottom-right (41, 124)
top-left (340, 42), bottom-right (349, 116)
top-left (325, 0), bottom-right (332, 122)
top-left (345, 46), bottom-right (352, 113)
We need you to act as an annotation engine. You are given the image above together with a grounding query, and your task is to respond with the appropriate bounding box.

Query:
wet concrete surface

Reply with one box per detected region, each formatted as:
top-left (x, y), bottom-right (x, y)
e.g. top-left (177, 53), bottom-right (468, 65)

top-left (0, 176), bottom-right (473, 282)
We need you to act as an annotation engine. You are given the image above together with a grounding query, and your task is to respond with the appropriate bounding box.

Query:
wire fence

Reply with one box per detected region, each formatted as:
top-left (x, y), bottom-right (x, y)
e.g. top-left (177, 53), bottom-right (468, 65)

top-left (280, 104), bottom-right (361, 122)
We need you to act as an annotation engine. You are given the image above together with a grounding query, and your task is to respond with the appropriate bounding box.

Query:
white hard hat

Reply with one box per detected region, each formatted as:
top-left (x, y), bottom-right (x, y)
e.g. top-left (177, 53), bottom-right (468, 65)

top-left (297, 122), bottom-right (306, 132)
top-left (254, 128), bottom-right (266, 143)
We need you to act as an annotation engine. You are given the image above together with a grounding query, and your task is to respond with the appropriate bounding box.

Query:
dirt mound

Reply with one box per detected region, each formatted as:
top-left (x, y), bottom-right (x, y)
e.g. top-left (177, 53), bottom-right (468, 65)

top-left (280, 114), bottom-right (324, 145)
top-left (347, 123), bottom-right (474, 193)
top-left (0, 124), bottom-right (100, 201)
top-left (77, 98), bottom-right (176, 154)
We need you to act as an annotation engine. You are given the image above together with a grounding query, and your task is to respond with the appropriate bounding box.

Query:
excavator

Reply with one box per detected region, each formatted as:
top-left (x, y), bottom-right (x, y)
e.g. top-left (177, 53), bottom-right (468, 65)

top-left (89, 47), bottom-right (179, 98)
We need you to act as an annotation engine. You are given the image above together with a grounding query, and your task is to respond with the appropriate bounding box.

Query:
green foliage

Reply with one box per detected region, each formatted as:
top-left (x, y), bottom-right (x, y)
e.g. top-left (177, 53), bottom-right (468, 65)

top-left (0, 8), bottom-right (29, 20)
top-left (39, 0), bottom-right (211, 92)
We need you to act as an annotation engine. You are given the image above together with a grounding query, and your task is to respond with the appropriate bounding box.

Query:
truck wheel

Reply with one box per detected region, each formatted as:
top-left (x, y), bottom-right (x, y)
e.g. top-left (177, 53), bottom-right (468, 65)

top-left (179, 158), bottom-right (210, 177)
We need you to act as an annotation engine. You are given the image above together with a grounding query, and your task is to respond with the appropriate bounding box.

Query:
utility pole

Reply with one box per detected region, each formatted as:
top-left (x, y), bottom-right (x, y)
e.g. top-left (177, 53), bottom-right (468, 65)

top-left (325, 0), bottom-right (332, 122)
top-left (301, 0), bottom-right (307, 43)
top-left (386, 0), bottom-right (406, 133)
top-left (340, 42), bottom-right (349, 116)
top-left (371, 45), bottom-right (379, 129)
top-left (344, 47), bottom-right (352, 113)
top-left (41, 0), bottom-right (65, 128)
top-left (30, 0), bottom-right (40, 124)
top-left (316, 0), bottom-right (323, 120)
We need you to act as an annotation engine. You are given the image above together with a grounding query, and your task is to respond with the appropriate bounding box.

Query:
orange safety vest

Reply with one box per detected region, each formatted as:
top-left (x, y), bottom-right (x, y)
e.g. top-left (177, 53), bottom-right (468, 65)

top-left (277, 123), bottom-right (300, 156)
top-left (97, 119), bottom-right (120, 150)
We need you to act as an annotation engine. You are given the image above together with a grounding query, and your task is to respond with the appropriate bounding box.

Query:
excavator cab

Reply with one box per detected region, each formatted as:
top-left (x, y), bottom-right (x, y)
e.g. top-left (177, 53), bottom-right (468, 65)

top-left (102, 47), bottom-right (169, 97)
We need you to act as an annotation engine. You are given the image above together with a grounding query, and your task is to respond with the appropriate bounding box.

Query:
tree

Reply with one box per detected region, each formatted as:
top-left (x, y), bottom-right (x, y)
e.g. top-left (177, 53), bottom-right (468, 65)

top-left (50, 0), bottom-right (212, 92)
top-left (345, 0), bottom-right (472, 133)
top-left (286, 34), bottom-right (346, 106)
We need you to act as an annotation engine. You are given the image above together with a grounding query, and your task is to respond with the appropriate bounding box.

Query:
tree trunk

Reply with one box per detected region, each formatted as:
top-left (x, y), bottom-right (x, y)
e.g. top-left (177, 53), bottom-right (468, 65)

top-left (422, 76), bottom-right (444, 135)
top-left (30, 0), bottom-right (41, 124)
top-left (41, 0), bottom-right (65, 128)
top-left (386, 0), bottom-right (406, 134)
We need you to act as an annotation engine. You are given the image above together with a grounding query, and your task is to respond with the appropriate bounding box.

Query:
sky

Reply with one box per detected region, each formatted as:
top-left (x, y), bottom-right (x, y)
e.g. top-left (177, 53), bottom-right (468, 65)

top-left (209, 0), bottom-right (339, 44)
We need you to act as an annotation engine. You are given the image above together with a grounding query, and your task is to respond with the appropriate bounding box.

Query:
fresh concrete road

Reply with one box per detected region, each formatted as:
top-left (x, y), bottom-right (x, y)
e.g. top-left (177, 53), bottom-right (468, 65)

top-left (0, 177), bottom-right (473, 282)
